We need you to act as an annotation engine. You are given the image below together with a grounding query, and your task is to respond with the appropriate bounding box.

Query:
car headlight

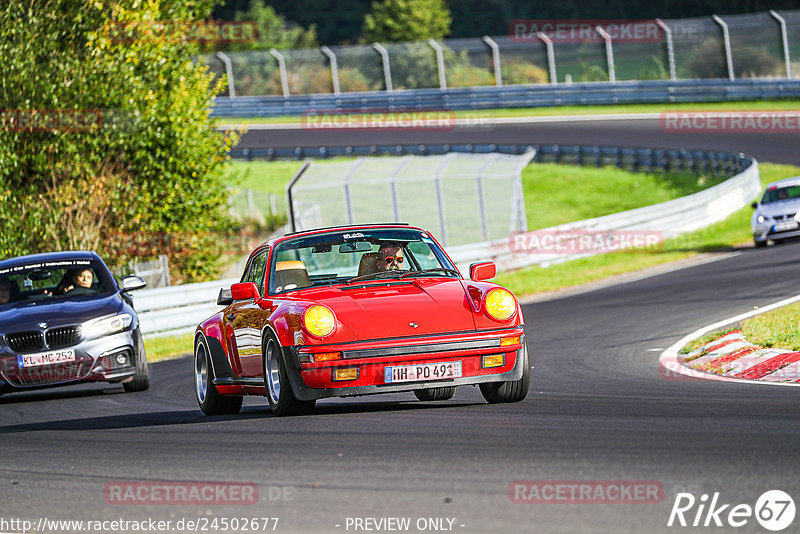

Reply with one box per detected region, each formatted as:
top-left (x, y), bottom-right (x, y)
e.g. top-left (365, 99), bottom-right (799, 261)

top-left (484, 288), bottom-right (517, 321)
top-left (757, 215), bottom-right (766, 224)
top-left (84, 313), bottom-right (133, 338)
top-left (302, 305), bottom-right (336, 338)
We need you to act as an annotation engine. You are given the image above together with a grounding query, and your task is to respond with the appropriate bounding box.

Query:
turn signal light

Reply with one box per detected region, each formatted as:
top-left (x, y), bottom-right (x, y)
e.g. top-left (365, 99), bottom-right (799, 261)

top-left (333, 368), bottom-right (358, 381)
top-left (313, 352), bottom-right (342, 363)
top-left (500, 336), bottom-right (521, 346)
top-left (482, 354), bottom-right (505, 368)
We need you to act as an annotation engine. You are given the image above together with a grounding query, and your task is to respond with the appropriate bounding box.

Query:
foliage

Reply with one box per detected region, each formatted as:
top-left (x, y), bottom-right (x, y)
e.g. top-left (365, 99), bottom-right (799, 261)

top-left (231, 0), bottom-right (317, 51)
top-left (502, 61), bottom-right (549, 85)
top-left (686, 38), bottom-right (781, 79)
top-left (362, 0), bottom-right (452, 43)
top-left (0, 0), bottom-right (239, 282)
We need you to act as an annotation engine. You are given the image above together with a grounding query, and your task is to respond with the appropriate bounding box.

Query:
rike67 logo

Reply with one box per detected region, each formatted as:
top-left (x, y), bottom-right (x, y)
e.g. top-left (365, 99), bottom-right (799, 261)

top-left (667, 490), bottom-right (795, 531)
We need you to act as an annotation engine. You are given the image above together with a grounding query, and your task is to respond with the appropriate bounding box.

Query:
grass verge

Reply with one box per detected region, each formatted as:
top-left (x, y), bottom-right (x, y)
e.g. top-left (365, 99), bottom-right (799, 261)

top-left (214, 99), bottom-right (800, 126)
top-left (144, 332), bottom-right (194, 362)
top-left (495, 163), bottom-right (800, 296)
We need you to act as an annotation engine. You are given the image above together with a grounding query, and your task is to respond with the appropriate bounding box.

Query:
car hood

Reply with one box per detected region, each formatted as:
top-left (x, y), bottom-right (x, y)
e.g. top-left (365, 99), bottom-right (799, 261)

top-left (757, 200), bottom-right (800, 218)
top-left (295, 278), bottom-right (477, 341)
top-left (0, 292), bottom-right (124, 333)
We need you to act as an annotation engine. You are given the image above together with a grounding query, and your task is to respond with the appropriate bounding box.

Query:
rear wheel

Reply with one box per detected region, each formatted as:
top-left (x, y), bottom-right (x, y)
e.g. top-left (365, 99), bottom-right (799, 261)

top-left (123, 329), bottom-right (150, 393)
top-left (263, 333), bottom-right (315, 416)
top-left (414, 387), bottom-right (456, 401)
top-left (194, 337), bottom-right (242, 415)
top-left (480, 343), bottom-right (530, 404)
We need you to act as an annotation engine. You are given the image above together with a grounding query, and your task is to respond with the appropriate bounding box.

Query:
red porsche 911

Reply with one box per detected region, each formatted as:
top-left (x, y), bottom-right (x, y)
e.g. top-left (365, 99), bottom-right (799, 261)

top-left (194, 224), bottom-right (529, 416)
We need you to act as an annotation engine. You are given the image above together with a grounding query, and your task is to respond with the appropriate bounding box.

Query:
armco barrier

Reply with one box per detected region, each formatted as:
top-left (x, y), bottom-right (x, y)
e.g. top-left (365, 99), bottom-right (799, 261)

top-left (211, 79), bottom-right (800, 118)
top-left (135, 278), bottom-right (238, 337)
top-left (143, 144), bottom-right (757, 337)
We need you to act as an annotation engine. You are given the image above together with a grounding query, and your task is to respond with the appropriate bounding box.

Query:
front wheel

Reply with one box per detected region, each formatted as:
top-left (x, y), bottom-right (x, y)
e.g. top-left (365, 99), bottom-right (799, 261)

top-left (195, 337), bottom-right (242, 415)
top-left (414, 387), bottom-right (456, 401)
top-left (480, 343), bottom-right (530, 404)
top-left (263, 334), bottom-right (315, 416)
top-left (754, 240), bottom-right (767, 249)
top-left (123, 329), bottom-right (150, 393)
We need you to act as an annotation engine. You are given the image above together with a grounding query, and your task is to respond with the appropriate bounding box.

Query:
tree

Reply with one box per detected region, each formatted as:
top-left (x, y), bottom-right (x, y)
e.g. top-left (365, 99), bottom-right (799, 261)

top-left (362, 0), bottom-right (452, 42)
top-left (0, 0), bottom-right (239, 282)
top-left (233, 0), bottom-right (318, 50)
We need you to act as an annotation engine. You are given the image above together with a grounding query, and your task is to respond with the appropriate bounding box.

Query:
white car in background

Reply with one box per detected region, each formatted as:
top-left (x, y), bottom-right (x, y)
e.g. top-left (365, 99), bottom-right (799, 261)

top-left (751, 177), bottom-right (800, 248)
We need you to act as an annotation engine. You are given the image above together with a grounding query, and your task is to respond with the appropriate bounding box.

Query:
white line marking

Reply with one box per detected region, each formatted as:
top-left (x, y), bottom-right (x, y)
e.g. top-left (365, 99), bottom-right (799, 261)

top-left (647, 348), bottom-right (665, 352)
top-left (659, 293), bottom-right (800, 387)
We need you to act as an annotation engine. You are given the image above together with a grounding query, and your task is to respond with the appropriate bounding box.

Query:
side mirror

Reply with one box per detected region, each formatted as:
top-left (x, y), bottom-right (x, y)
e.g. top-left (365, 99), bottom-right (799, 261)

top-left (231, 282), bottom-right (259, 301)
top-left (469, 261), bottom-right (496, 282)
top-left (121, 275), bottom-right (147, 292)
top-left (751, 202), bottom-right (758, 209)
top-left (217, 288), bottom-right (233, 306)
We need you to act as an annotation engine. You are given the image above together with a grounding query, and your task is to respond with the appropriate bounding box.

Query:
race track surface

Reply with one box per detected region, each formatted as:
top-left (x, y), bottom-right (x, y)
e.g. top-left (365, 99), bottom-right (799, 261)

top-left (1, 120), bottom-right (799, 534)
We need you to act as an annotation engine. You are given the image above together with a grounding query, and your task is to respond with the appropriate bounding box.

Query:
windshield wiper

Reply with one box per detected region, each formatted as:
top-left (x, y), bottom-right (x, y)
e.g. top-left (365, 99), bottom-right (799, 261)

top-left (346, 271), bottom-right (404, 284)
top-left (399, 268), bottom-right (461, 279)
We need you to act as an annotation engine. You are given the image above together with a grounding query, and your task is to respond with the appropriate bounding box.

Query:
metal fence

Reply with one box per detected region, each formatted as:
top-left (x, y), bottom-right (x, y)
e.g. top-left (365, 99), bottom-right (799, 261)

top-left (204, 9), bottom-right (800, 99)
top-left (286, 152), bottom-right (533, 247)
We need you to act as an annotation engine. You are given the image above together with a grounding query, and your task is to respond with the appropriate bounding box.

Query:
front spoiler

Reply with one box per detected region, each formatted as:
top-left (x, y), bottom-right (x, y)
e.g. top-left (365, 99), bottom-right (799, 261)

top-left (283, 337), bottom-right (528, 401)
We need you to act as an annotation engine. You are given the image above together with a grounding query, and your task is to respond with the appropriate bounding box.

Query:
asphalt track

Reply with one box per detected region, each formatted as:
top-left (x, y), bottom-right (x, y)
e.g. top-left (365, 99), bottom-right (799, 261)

top-left (2, 119), bottom-right (800, 534)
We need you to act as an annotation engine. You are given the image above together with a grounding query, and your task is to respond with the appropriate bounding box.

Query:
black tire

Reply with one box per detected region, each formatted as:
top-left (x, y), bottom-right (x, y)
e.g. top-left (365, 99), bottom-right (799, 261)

top-left (414, 387), bottom-right (456, 401)
top-left (263, 332), bottom-right (315, 416)
top-left (194, 336), bottom-right (243, 415)
top-left (754, 240), bottom-right (767, 249)
top-left (479, 343), bottom-right (531, 404)
top-left (123, 329), bottom-right (150, 393)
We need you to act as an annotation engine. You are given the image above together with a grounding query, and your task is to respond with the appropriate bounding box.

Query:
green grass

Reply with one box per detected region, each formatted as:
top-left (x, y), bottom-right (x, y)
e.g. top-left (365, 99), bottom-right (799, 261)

top-left (739, 301), bottom-right (800, 351)
top-left (215, 99), bottom-right (800, 125)
top-left (680, 301), bottom-right (800, 355)
top-left (521, 164), bottom-right (722, 229)
top-left (144, 332), bottom-right (194, 362)
top-left (224, 160), bottom-right (303, 197)
top-left (495, 163), bottom-right (800, 296)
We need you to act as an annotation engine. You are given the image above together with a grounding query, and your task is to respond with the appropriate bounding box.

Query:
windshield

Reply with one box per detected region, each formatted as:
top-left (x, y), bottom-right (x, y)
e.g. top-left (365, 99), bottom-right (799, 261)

top-left (761, 185), bottom-right (800, 204)
top-left (268, 228), bottom-right (458, 294)
top-left (0, 258), bottom-right (114, 307)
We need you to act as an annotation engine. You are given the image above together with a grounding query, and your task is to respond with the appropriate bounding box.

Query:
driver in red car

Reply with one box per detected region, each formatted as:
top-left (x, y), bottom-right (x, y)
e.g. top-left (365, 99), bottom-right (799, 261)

top-left (377, 242), bottom-right (405, 272)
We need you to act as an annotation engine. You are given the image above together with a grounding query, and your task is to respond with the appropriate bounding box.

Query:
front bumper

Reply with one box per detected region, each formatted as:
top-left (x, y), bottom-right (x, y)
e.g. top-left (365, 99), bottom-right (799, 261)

top-left (285, 328), bottom-right (527, 401)
top-left (0, 330), bottom-right (137, 391)
top-left (753, 222), bottom-right (800, 242)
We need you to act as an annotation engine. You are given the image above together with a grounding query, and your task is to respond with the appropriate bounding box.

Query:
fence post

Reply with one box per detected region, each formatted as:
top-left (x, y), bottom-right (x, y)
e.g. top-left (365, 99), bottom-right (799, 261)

top-left (433, 153), bottom-right (455, 245)
top-left (286, 161), bottom-right (311, 232)
top-left (482, 36), bottom-right (503, 86)
top-left (712, 15), bottom-right (735, 81)
top-left (770, 10), bottom-right (793, 79)
top-left (372, 43), bottom-right (393, 92)
top-left (342, 159), bottom-right (366, 225)
top-left (428, 39), bottom-right (447, 90)
top-left (215, 51), bottom-right (236, 98)
top-left (269, 48), bottom-right (290, 96)
top-left (595, 26), bottom-right (616, 83)
top-left (537, 32), bottom-right (557, 85)
top-left (655, 19), bottom-right (677, 81)
top-left (247, 189), bottom-right (255, 219)
top-left (320, 46), bottom-right (340, 94)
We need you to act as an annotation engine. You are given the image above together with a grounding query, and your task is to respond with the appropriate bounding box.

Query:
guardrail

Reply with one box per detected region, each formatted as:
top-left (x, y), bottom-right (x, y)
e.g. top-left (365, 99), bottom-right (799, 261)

top-left (134, 278), bottom-right (238, 337)
top-left (212, 79), bottom-right (800, 118)
top-left (142, 142), bottom-right (757, 338)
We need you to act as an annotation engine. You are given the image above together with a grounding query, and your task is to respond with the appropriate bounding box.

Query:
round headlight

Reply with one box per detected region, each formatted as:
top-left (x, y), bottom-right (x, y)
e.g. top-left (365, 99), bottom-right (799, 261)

top-left (757, 215), bottom-right (766, 224)
top-left (484, 288), bottom-right (516, 321)
top-left (303, 305), bottom-right (336, 338)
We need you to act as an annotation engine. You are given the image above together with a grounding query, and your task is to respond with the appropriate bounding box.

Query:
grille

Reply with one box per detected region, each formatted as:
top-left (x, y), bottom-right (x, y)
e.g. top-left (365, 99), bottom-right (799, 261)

top-left (6, 331), bottom-right (45, 353)
top-left (45, 326), bottom-right (82, 349)
top-left (4, 360), bottom-right (92, 386)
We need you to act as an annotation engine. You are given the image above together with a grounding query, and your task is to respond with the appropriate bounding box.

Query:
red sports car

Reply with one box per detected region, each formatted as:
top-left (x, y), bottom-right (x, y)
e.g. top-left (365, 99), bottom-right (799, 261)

top-left (193, 224), bottom-right (529, 416)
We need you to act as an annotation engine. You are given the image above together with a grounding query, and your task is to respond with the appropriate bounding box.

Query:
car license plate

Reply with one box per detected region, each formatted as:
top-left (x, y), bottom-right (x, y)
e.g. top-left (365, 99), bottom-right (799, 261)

top-left (18, 349), bottom-right (76, 368)
top-left (773, 220), bottom-right (798, 232)
top-left (384, 361), bottom-right (462, 383)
